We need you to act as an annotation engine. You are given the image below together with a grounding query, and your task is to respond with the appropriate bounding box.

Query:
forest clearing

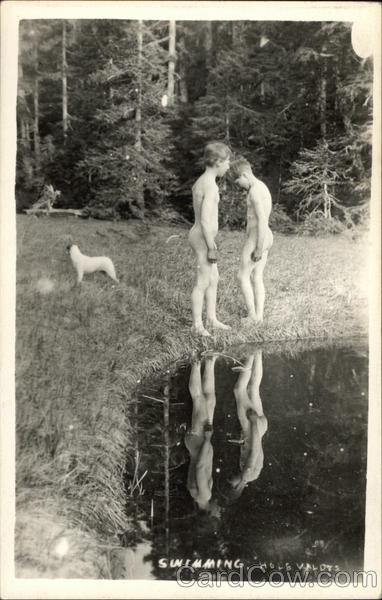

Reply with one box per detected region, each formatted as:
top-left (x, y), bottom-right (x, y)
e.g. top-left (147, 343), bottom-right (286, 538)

top-left (15, 215), bottom-right (368, 577)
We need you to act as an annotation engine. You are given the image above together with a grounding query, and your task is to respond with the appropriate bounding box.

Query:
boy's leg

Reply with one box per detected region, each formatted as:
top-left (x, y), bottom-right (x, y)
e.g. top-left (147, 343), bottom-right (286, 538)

top-left (238, 241), bottom-right (257, 321)
top-left (202, 356), bottom-right (217, 425)
top-left (252, 251), bottom-right (269, 322)
top-left (206, 265), bottom-right (231, 330)
top-left (248, 349), bottom-right (264, 416)
top-left (188, 362), bottom-right (207, 432)
top-left (191, 259), bottom-right (211, 336)
top-left (234, 355), bottom-right (255, 393)
top-left (189, 361), bottom-right (202, 398)
top-left (233, 355), bottom-right (255, 436)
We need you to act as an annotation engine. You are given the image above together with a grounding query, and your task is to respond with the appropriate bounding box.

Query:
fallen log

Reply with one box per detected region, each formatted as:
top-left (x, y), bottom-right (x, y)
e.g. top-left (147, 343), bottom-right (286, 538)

top-left (24, 207), bottom-right (88, 218)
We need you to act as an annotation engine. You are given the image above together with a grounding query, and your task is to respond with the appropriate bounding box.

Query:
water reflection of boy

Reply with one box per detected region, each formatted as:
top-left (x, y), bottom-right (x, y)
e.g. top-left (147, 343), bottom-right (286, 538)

top-left (185, 356), bottom-right (220, 516)
top-left (230, 350), bottom-right (268, 498)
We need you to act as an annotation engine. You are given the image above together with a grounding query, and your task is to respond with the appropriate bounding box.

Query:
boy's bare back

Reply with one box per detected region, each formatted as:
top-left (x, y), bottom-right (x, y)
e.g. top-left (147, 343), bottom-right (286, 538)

top-left (191, 173), bottom-right (219, 234)
top-left (246, 179), bottom-right (272, 235)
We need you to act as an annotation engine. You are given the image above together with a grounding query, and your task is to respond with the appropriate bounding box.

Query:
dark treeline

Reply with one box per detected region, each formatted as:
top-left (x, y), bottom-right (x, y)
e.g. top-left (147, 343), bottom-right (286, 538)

top-left (16, 20), bottom-right (372, 230)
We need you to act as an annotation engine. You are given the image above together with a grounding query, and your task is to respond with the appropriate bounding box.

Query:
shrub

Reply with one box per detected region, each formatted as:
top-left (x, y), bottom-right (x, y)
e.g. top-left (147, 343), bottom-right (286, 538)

top-left (149, 204), bottom-right (191, 226)
top-left (83, 205), bottom-right (120, 221)
top-left (296, 211), bottom-right (345, 236)
top-left (269, 203), bottom-right (296, 233)
top-left (219, 185), bottom-right (247, 230)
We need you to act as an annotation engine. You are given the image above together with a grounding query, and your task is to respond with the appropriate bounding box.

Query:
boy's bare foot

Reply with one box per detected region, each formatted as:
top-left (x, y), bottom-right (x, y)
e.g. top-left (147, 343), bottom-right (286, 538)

top-left (241, 316), bottom-right (262, 327)
top-left (207, 319), bottom-right (231, 331)
top-left (191, 325), bottom-right (211, 337)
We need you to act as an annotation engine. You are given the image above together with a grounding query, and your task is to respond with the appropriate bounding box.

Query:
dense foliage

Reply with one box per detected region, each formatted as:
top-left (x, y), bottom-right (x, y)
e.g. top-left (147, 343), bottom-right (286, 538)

top-left (16, 19), bottom-right (372, 229)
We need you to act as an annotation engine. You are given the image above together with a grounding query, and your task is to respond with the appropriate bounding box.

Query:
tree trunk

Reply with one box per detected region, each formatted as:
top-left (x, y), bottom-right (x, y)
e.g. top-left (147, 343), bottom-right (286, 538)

top-left (18, 62), bottom-right (33, 185)
top-left (70, 19), bottom-right (79, 45)
top-left (135, 21), bottom-right (145, 216)
top-left (178, 64), bottom-right (188, 103)
top-left (135, 21), bottom-right (143, 152)
top-left (163, 381), bottom-right (170, 556)
top-left (21, 120), bottom-right (34, 186)
top-left (177, 33), bottom-right (188, 103)
top-left (62, 21), bottom-right (69, 138)
top-left (167, 20), bottom-right (176, 106)
top-left (204, 21), bottom-right (213, 93)
top-left (33, 39), bottom-right (40, 169)
top-left (26, 121), bottom-right (31, 144)
top-left (334, 63), bottom-right (339, 115)
top-left (323, 182), bottom-right (331, 219)
top-left (322, 139), bottom-right (331, 219)
top-left (260, 81), bottom-right (265, 104)
top-left (319, 47), bottom-right (327, 139)
top-left (277, 154), bottom-right (282, 203)
top-left (205, 21), bottom-right (213, 66)
top-left (232, 21), bottom-right (243, 51)
top-left (225, 110), bottom-right (230, 142)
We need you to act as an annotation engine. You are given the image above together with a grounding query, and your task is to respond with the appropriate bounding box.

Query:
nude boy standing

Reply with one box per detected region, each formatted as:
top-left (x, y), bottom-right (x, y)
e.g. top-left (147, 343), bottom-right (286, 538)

top-left (230, 156), bottom-right (273, 324)
top-left (189, 142), bottom-right (232, 336)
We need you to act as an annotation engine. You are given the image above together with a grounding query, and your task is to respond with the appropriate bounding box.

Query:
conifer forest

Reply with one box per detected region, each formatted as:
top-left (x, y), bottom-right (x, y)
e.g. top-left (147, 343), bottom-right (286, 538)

top-left (16, 19), bottom-right (373, 232)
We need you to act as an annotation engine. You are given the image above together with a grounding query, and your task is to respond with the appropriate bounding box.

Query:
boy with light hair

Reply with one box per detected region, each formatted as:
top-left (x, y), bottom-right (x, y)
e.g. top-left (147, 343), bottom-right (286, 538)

top-left (231, 156), bottom-right (273, 324)
top-left (189, 142), bottom-right (232, 337)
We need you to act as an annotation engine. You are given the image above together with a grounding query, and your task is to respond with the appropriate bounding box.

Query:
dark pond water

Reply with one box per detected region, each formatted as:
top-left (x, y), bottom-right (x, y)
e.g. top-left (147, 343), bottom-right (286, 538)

top-left (114, 341), bottom-right (368, 581)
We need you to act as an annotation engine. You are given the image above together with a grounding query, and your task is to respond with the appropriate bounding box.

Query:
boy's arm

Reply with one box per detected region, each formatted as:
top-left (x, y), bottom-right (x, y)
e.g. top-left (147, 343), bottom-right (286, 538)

top-left (200, 185), bottom-right (218, 258)
top-left (250, 190), bottom-right (267, 262)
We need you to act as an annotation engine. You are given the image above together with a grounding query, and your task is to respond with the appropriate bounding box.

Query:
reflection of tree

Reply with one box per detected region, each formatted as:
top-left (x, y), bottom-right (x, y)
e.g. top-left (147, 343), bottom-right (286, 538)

top-left (123, 345), bottom-right (367, 580)
top-left (241, 345), bottom-right (368, 572)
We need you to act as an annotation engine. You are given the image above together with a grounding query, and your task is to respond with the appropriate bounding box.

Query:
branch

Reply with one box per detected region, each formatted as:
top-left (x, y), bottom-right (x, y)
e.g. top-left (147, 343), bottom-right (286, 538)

top-left (231, 101), bottom-right (261, 117)
top-left (145, 21), bottom-right (163, 31)
top-left (105, 70), bottom-right (132, 85)
top-left (141, 53), bottom-right (166, 70)
top-left (141, 23), bottom-right (169, 59)
top-left (143, 35), bottom-right (170, 48)
top-left (278, 101), bottom-right (295, 115)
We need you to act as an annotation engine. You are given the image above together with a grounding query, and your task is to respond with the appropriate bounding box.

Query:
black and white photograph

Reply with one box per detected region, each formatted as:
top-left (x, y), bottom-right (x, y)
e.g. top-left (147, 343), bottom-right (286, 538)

top-left (0, 1), bottom-right (381, 599)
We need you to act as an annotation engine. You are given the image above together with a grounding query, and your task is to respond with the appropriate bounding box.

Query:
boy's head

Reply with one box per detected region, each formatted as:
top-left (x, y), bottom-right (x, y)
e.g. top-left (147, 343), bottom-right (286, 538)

top-left (230, 156), bottom-right (253, 189)
top-left (203, 142), bottom-right (232, 176)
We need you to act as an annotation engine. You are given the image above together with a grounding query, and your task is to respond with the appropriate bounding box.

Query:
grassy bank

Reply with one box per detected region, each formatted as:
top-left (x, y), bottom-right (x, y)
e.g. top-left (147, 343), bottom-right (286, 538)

top-left (15, 215), bottom-right (368, 577)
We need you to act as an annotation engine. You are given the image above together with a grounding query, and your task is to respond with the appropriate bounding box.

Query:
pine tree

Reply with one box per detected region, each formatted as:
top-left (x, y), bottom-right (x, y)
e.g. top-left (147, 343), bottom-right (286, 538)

top-left (75, 20), bottom-right (177, 219)
top-left (16, 21), bottom-right (58, 205)
top-left (282, 21), bottom-right (372, 224)
top-left (15, 18), bottom-right (373, 226)
top-left (283, 140), bottom-right (341, 220)
top-left (16, 20), bottom-right (79, 208)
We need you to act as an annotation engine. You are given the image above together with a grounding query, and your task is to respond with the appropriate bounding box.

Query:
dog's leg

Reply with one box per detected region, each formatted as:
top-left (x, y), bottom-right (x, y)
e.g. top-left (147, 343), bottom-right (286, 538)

top-left (76, 269), bottom-right (84, 284)
top-left (105, 264), bottom-right (119, 283)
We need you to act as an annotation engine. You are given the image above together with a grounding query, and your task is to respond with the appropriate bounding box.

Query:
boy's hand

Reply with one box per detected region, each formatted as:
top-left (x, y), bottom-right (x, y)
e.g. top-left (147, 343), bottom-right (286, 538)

top-left (207, 248), bottom-right (218, 263)
top-left (251, 249), bottom-right (262, 263)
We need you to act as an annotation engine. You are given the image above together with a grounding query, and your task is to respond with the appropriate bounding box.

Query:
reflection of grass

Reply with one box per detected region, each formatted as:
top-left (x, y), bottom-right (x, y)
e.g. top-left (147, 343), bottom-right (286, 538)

top-left (127, 451), bottom-right (147, 497)
top-left (15, 216), bottom-right (368, 577)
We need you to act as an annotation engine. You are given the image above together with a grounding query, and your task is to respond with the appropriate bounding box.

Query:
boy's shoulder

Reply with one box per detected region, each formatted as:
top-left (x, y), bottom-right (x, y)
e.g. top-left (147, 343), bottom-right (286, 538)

top-left (249, 178), bottom-right (271, 198)
top-left (193, 173), bottom-right (218, 194)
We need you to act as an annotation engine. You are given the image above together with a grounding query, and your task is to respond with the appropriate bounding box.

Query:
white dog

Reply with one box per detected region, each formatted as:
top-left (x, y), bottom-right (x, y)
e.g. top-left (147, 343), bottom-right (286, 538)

top-left (67, 244), bottom-right (119, 284)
